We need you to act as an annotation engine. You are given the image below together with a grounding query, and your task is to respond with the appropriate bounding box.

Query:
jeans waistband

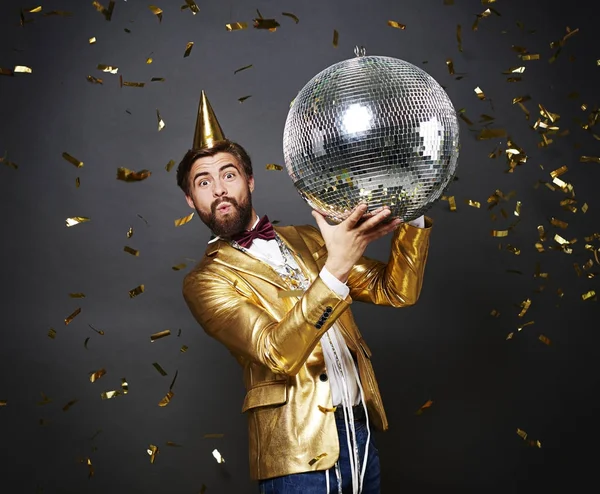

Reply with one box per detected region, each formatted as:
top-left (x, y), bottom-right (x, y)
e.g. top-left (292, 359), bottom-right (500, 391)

top-left (334, 404), bottom-right (366, 422)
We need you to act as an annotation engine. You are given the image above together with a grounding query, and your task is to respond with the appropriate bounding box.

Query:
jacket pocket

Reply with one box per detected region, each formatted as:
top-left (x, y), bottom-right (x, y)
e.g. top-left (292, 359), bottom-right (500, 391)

top-left (241, 380), bottom-right (288, 413)
top-left (311, 244), bottom-right (328, 263)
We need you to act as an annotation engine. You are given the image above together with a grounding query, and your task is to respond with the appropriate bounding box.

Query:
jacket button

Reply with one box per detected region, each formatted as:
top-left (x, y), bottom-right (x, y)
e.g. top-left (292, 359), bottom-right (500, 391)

top-left (315, 322), bottom-right (323, 329)
top-left (319, 373), bottom-right (328, 382)
top-left (325, 306), bottom-right (333, 313)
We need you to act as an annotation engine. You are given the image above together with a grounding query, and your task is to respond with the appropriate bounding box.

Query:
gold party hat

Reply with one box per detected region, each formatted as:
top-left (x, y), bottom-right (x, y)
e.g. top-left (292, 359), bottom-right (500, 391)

top-left (193, 90), bottom-right (225, 149)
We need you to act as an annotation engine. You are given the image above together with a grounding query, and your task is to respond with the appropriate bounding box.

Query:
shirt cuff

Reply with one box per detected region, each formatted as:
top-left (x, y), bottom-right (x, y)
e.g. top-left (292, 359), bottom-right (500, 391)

top-left (407, 215), bottom-right (425, 228)
top-left (319, 266), bottom-right (350, 299)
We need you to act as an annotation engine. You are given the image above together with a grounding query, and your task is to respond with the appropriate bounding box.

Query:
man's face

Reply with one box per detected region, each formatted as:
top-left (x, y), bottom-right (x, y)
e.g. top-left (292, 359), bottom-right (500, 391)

top-left (185, 152), bottom-right (255, 237)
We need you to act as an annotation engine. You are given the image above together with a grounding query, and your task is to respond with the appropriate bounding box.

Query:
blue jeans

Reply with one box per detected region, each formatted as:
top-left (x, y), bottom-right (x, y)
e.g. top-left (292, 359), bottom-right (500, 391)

top-left (258, 417), bottom-right (381, 493)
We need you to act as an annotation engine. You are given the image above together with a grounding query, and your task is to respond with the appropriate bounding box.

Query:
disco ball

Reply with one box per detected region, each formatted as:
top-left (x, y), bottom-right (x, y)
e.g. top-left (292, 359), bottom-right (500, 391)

top-left (282, 49), bottom-right (460, 223)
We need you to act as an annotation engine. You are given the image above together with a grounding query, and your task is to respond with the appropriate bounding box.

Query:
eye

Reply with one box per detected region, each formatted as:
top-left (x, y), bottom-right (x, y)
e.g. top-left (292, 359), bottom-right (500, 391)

top-left (225, 172), bottom-right (235, 179)
top-left (198, 179), bottom-right (209, 187)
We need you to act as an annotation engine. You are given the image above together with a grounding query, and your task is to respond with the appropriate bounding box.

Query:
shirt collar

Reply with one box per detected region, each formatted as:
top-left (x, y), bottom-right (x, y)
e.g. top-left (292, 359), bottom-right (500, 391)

top-left (207, 214), bottom-right (261, 244)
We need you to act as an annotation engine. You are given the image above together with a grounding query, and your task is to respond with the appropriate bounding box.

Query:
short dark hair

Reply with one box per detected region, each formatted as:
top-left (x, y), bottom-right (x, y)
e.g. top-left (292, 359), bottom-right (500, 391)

top-left (176, 139), bottom-right (253, 196)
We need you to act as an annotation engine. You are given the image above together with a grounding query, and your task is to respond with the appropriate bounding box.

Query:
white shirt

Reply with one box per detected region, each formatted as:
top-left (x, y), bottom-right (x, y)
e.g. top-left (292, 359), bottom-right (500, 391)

top-left (209, 214), bottom-right (425, 405)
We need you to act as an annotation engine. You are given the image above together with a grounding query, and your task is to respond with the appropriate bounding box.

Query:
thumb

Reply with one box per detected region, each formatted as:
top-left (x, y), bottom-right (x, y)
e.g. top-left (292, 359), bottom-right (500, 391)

top-left (311, 209), bottom-right (326, 227)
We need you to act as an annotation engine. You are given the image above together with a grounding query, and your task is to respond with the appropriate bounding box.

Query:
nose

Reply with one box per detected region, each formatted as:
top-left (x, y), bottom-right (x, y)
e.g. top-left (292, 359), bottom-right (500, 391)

top-left (212, 179), bottom-right (227, 197)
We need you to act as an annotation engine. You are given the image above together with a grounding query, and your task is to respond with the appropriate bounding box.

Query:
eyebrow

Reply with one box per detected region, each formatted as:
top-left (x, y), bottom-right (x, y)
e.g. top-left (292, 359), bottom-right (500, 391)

top-left (192, 163), bottom-right (239, 184)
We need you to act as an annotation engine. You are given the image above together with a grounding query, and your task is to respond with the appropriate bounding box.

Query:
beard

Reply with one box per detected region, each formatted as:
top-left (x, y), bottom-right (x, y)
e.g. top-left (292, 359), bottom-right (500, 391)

top-left (196, 187), bottom-right (254, 238)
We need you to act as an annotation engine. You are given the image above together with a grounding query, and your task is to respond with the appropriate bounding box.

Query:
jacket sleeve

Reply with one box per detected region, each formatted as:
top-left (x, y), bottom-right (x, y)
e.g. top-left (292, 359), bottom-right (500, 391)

top-left (347, 217), bottom-right (432, 306)
top-left (306, 216), bottom-right (433, 307)
top-left (182, 266), bottom-right (352, 376)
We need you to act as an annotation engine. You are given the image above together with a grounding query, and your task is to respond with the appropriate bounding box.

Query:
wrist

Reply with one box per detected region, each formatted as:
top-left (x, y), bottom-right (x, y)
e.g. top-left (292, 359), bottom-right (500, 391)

top-left (324, 261), bottom-right (350, 283)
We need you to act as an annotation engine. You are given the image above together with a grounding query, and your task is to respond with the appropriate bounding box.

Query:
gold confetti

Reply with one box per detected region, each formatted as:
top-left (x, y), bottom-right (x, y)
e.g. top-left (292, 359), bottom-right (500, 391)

top-left (253, 18), bottom-right (280, 30)
top-left (97, 64), bottom-right (118, 74)
top-left (86, 75), bottom-right (103, 84)
top-left (446, 59), bottom-right (455, 75)
top-left (172, 263), bottom-right (187, 271)
top-left (88, 324), bottom-right (105, 335)
top-left (415, 399), bottom-right (434, 415)
top-left (64, 307), bottom-right (81, 325)
top-left (282, 12), bottom-right (299, 23)
top-left (14, 66), bottom-right (33, 74)
top-left (502, 66), bottom-right (526, 74)
top-left (204, 433), bottom-right (225, 438)
top-left (582, 290), bottom-right (596, 301)
top-left (0, 400), bottom-right (6, 407)
top-left (490, 309), bottom-right (500, 317)
top-left (180, 345), bottom-right (188, 353)
top-left (212, 449), bottom-right (225, 463)
top-left (517, 321), bottom-right (534, 331)
top-left (89, 37), bottom-right (97, 44)
top-left (152, 362), bottom-right (167, 376)
top-left (387, 20), bottom-right (406, 30)
top-left (158, 390), bottom-right (174, 407)
top-left (183, 42), bottom-right (194, 57)
top-left (84, 337), bottom-right (91, 349)
top-left (147, 444), bottom-right (159, 463)
top-left (456, 24), bottom-right (463, 52)
top-left (166, 441), bottom-right (182, 447)
top-left (124, 246), bottom-right (139, 256)
top-left (318, 405), bottom-right (337, 413)
top-left (448, 196), bottom-right (457, 211)
top-left (279, 290), bottom-right (304, 298)
top-left (492, 230), bottom-right (509, 238)
top-left (62, 399), bottom-right (78, 411)
top-left (465, 199), bottom-right (480, 208)
top-left (61, 152), bottom-right (83, 168)
top-left (174, 212), bottom-right (194, 227)
top-left (117, 167), bottom-right (152, 182)
top-left (582, 203), bottom-right (588, 213)
top-left (580, 156), bottom-right (600, 163)
top-left (266, 163), bottom-right (283, 171)
top-left (89, 369), bottom-right (107, 383)
top-left (129, 285), bottom-right (144, 298)
top-left (458, 111), bottom-right (474, 126)
top-left (550, 218), bottom-right (568, 229)
top-left (0, 67), bottom-right (14, 76)
top-left (157, 109), bottom-right (165, 131)
top-left (521, 54), bottom-right (540, 60)
top-left (506, 245), bottom-right (521, 255)
top-left (122, 80), bottom-right (145, 88)
top-left (149, 5), bottom-right (162, 22)
top-left (518, 298), bottom-right (531, 317)
top-left (477, 128), bottom-right (507, 140)
top-left (151, 330), bottom-right (171, 342)
top-left (308, 452), bottom-right (327, 466)
top-left (238, 95), bottom-right (252, 103)
top-left (226, 22), bottom-right (248, 31)
top-left (234, 64), bottom-right (253, 74)
top-left (474, 86), bottom-right (486, 100)
top-left (151, 77), bottom-right (165, 82)
top-left (184, 0), bottom-right (199, 14)
top-left (101, 390), bottom-right (122, 400)
top-left (333, 29), bottom-right (339, 47)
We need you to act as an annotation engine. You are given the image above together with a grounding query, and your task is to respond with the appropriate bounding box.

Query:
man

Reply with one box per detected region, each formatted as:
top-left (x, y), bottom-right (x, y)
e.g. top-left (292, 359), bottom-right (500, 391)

top-left (178, 91), bottom-right (432, 493)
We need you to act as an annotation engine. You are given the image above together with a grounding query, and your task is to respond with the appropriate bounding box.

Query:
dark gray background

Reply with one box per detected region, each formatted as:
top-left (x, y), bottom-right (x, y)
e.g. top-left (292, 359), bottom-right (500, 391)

top-left (1, 0), bottom-right (599, 492)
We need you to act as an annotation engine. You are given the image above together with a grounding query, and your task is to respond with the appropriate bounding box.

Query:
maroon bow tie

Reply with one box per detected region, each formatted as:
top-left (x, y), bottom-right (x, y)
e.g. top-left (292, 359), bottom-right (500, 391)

top-left (230, 215), bottom-right (276, 248)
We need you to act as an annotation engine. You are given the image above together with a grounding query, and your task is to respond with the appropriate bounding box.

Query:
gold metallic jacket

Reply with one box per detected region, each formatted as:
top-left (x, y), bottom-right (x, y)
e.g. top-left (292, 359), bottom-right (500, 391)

top-left (182, 218), bottom-right (432, 480)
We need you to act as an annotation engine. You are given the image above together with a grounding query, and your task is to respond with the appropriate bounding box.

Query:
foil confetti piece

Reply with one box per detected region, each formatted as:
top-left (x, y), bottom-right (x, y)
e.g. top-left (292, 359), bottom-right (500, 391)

top-left (152, 363), bottom-right (167, 376)
top-left (69, 293), bottom-right (85, 298)
top-left (97, 64), bottom-right (118, 74)
top-left (502, 66), bottom-right (526, 74)
top-left (415, 399), bottom-right (434, 415)
top-left (89, 37), bottom-right (97, 44)
top-left (580, 156), bottom-right (600, 163)
top-left (14, 66), bottom-right (33, 74)
top-left (158, 391), bottom-right (174, 407)
top-left (204, 433), bottom-right (225, 438)
top-left (212, 449), bottom-right (225, 463)
top-left (282, 12), bottom-right (299, 23)
top-left (238, 95), bottom-right (251, 103)
top-left (184, 0), bottom-right (199, 14)
top-left (121, 80), bottom-right (145, 88)
top-left (490, 309), bottom-right (500, 317)
top-left (149, 5), bottom-right (163, 22)
top-left (518, 298), bottom-right (531, 317)
top-left (117, 167), bottom-right (151, 182)
top-left (61, 152), bottom-right (83, 167)
top-left (166, 441), bottom-right (182, 447)
top-left (148, 444), bottom-right (159, 463)
top-left (88, 324), bottom-right (105, 335)
top-left (129, 285), bottom-right (144, 298)
top-left (165, 159), bottom-right (175, 172)
top-left (184, 42), bottom-right (194, 57)
top-left (48, 328), bottom-right (56, 339)
top-left (84, 337), bottom-right (90, 349)
top-left (174, 212), bottom-right (194, 227)
top-left (318, 405), bottom-right (337, 413)
top-left (539, 335), bottom-right (551, 345)
top-left (89, 369), bottom-right (107, 383)
top-left (234, 64), bottom-right (253, 74)
top-left (0, 68), bottom-right (14, 76)
top-left (86, 75), bottom-right (103, 84)
top-left (62, 399), bottom-right (78, 411)
top-left (521, 54), bottom-right (540, 60)
top-left (266, 163), bottom-right (283, 171)
top-left (0, 400), bottom-right (6, 407)
top-left (333, 29), bottom-right (339, 47)
top-left (151, 77), bottom-right (165, 82)
top-left (514, 201), bottom-right (522, 216)
top-left (492, 230), bottom-right (509, 237)
top-left (101, 390), bottom-right (121, 400)
top-left (582, 290), bottom-right (596, 301)
top-left (550, 218), bottom-right (568, 229)
top-left (308, 452), bottom-right (327, 466)
top-left (446, 59), bottom-right (455, 75)
top-left (253, 18), bottom-right (280, 30)
top-left (180, 345), bottom-right (188, 353)
top-left (37, 393), bottom-right (52, 406)
top-left (151, 330), bottom-right (171, 341)
top-left (157, 109), bottom-right (165, 131)
top-left (387, 20), bottom-right (406, 30)
top-left (517, 321), bottom-right (534, 331)
top-left (474, 87), bottom-right (486, 100)
top-left (172, 263), bottom-right (186, 270)
top-left (64, 307), bottom-right (81, 325)
top-left (226, 22), bottom-right (248, 31)
top-left (124, 246), bottom-right (139, 256)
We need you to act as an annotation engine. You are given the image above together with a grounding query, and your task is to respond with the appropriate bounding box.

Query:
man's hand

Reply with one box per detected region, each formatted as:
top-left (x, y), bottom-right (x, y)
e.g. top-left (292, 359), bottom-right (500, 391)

top-left (311, 203), bottom-right (403, 283)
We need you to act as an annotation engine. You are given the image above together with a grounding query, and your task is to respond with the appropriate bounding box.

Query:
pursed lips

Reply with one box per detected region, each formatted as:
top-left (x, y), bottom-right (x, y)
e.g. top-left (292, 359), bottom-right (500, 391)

top-left (216, 202), bottom-right (232, 212)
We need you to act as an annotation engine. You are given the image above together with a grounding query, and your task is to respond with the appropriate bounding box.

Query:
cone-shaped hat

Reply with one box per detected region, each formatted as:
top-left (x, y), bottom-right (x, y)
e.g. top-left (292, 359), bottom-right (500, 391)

top-left (193, 90), bottom-right (225, 149)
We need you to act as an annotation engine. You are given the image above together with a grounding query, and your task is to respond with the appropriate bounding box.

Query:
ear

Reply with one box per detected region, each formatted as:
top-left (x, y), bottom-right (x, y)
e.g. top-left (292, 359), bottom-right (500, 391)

top-left (184, 194), bottom-right (195, 209)
top-left (248, 175), bottom-right (255, 193)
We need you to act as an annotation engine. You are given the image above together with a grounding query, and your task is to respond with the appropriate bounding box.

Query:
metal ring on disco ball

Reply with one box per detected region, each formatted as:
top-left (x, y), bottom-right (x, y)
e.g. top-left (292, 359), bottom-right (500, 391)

top-left (282, 49), bottom-right (460, 223)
